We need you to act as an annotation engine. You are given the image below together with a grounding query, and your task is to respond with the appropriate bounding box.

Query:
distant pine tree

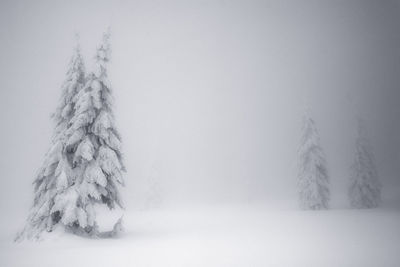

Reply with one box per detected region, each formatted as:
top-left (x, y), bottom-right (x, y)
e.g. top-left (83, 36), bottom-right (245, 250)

top-left (348, 118), bottom-right (381, 208)
top-left (63, 31), bottom-right (125, 236)
top-left (145, 161), bottom-right (163, 209)
top-left (297, 110), bottom-right (330, 210)
top-left (17, 39), bottom-right (86, 240)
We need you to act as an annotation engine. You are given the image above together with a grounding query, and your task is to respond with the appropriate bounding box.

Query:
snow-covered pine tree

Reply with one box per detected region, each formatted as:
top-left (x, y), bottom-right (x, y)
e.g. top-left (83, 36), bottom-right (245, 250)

top-left (16, 40), bottom-right (86, 241)
top-left (53, 36), bottom-right (87, 141)
top-left (297, 110), bottom-right (330, 210)
top-left (348, 118), bottom-right (381, 208)
top-left (63, 31), bottom-right (125, 236)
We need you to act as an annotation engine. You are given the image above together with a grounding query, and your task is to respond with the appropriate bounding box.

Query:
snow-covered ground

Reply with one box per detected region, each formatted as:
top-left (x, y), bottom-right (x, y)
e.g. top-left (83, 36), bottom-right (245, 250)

top-left (1, 204), bottom-right (400, 267)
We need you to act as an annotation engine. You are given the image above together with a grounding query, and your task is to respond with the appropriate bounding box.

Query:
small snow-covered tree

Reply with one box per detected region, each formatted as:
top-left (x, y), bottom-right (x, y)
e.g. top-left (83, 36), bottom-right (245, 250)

top-left (63, 31), bottom-right (125, 236)
top-left (145, 160), bottom-right (163, 209)
top-left (16, 40), bottom-right (86, 240)
top-left (348, 118), bottom-right (381, 208)
top-left (297, 110), bottom-right (330, 210)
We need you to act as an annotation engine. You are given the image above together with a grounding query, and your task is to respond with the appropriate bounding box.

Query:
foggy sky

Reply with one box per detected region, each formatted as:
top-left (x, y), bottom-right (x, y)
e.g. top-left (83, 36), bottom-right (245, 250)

top-left (0, 0), bottom-right (399, 228)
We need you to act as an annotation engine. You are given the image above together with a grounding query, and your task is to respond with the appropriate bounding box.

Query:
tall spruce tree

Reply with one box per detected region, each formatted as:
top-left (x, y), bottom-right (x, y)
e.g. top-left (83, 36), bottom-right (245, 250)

top-left (348, 118), bottom-right (381, 208)
top-left (63, 31), bottom-right (125, 236)
top-left (16, 40), bottom-right (86, 240)
top-left (297, 110), bottom-right (330, 210)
